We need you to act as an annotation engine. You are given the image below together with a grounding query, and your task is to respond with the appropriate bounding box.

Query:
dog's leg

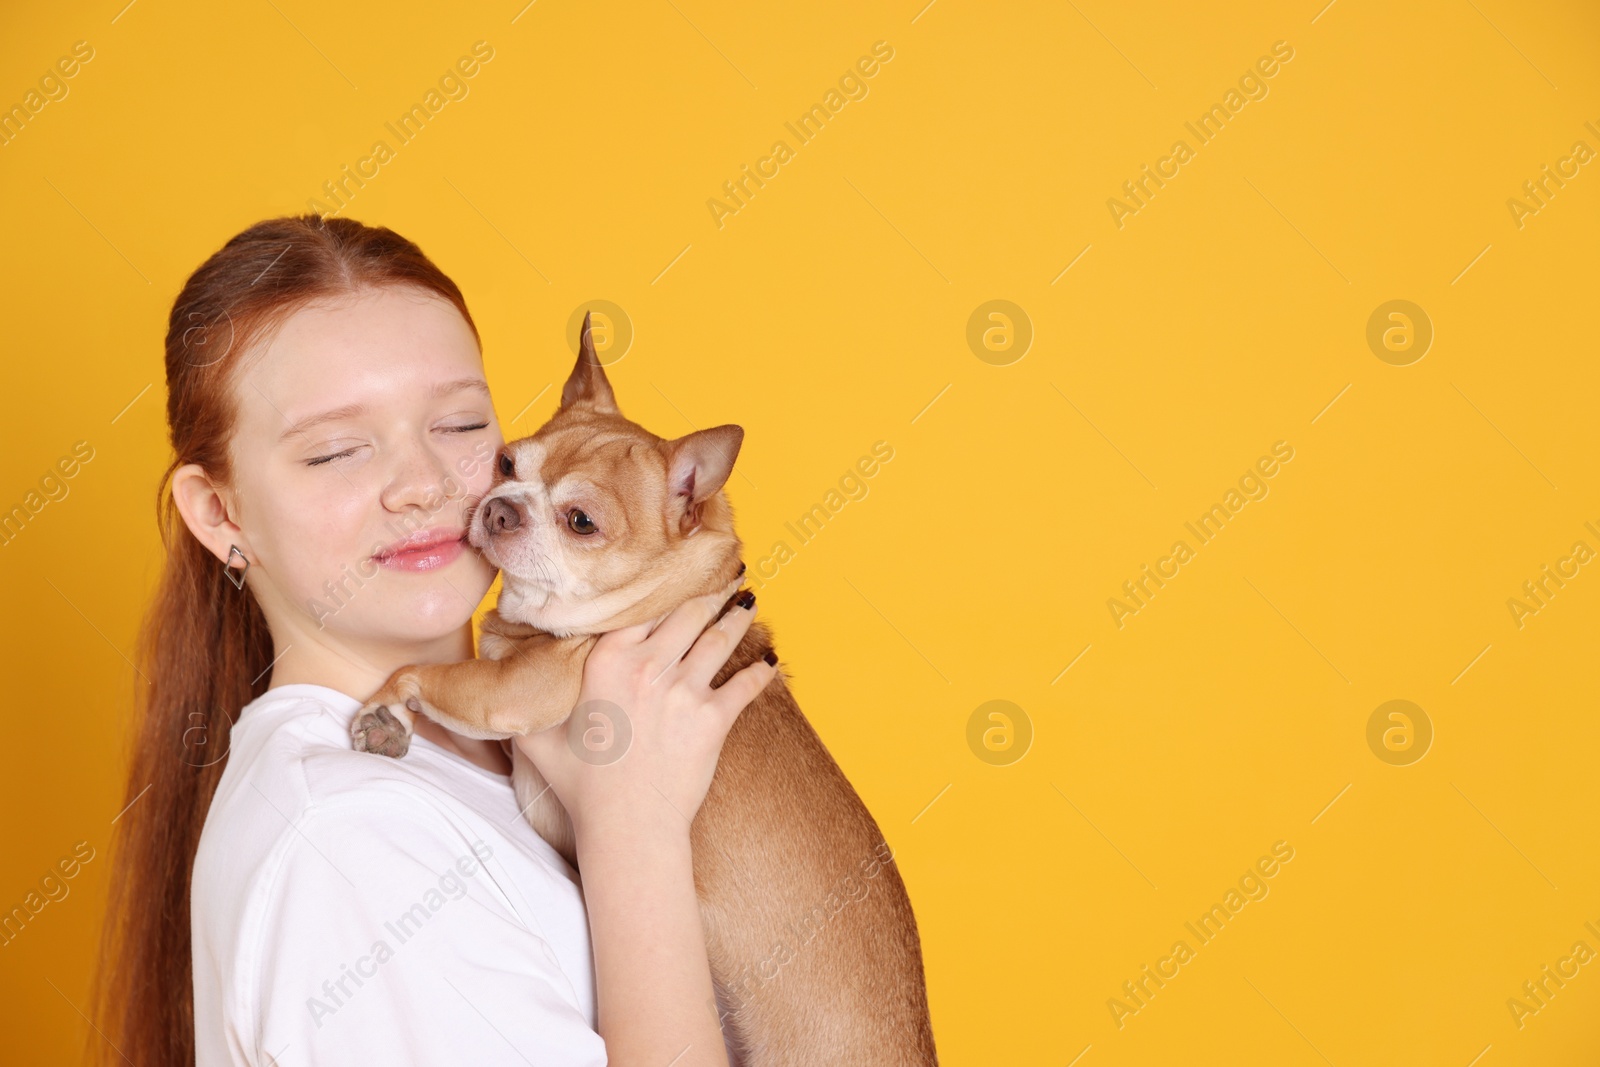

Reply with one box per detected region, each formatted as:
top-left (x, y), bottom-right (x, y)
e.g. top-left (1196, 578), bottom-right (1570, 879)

top-left (350, 631), bottom-right (599, 758)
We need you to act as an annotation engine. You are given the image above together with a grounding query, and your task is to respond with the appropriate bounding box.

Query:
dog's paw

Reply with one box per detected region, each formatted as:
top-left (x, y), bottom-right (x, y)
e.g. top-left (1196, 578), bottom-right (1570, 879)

top-left (351, 697), bottom-right (416, 758)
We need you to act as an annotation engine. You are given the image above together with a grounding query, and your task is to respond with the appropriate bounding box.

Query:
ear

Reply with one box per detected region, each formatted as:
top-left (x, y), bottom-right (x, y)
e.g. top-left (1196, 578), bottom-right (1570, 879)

top-left (171, 462), bottom-right (249, 570)
top-left (558, 311), bottom-right (620, 415)
top-left (665, 424), bottom-right (743, 536)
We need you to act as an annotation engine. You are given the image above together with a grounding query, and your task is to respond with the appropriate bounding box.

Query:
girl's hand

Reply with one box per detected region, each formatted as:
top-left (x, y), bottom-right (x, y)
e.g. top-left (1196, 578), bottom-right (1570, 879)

top-left (513, 574), bottom-right (776, 842)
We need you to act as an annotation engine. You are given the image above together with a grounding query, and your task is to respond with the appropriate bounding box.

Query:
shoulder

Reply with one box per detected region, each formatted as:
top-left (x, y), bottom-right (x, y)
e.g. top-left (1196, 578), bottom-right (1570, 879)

top-left (194, 687), bottom-right (503, 919)
top-left (196, 689), bottom-right (594, 1058)
top-left (229, 683), bottom-right (480, 819)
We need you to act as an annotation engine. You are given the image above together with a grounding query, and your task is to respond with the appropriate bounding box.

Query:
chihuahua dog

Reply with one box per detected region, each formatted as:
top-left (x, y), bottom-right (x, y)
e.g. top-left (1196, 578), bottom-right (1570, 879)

top-left (350, 314), bottom-right (937, 1066)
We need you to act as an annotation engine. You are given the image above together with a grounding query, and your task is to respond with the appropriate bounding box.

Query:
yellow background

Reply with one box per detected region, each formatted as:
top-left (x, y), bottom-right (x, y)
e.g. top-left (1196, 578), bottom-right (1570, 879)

top-left (2, 0), bottom-right (1598, 1063)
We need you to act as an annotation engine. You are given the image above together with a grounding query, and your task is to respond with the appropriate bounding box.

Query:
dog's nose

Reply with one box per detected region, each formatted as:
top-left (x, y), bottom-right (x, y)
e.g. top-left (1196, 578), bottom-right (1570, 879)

top-left (482, 497), bottom-right (522, 536)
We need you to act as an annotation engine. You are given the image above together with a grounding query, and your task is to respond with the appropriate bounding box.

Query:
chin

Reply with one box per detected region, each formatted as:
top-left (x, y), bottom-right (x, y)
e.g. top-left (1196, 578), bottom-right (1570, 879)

top-left (382, 588), bottom-right (482, 637)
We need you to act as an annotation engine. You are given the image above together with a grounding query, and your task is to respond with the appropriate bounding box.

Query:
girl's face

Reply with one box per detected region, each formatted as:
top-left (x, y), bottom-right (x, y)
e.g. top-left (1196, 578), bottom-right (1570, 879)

top-left (224, 284), bottom-right (504, 655)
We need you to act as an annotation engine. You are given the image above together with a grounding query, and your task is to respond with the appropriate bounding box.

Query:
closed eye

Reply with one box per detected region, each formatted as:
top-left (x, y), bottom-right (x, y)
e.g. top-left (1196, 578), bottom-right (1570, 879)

top-left (307, 447), bottom-right (360, 467)
top-left (308, 423), bottom-right (487, 467)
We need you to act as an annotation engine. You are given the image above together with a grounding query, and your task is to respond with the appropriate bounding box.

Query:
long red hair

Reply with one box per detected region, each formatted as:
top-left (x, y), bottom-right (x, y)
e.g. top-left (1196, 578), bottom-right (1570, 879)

top-left (89, 214), bottom-right (481, 1066)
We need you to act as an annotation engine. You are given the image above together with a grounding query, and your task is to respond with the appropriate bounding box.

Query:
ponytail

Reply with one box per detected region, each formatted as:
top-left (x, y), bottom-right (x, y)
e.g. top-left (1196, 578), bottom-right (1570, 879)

top-left (89, 214), bottom-right (479, 1065)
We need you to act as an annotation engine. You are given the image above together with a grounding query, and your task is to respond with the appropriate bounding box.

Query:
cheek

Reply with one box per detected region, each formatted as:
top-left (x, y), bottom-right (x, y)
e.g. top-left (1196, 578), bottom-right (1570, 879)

top-left (245, 446), bottom-right (501, 635)
top-left (258, 481), bottom-right (380, 598)
top-left (462, 457), bottom-right (495, 500)
top-left (457, 438), bottom-right (501, 496)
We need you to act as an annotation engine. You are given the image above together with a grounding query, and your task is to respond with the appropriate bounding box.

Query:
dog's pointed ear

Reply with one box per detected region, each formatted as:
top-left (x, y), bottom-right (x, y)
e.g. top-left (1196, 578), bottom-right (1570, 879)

top-left (665, 424), bottom-right (743, 535)
top-left (559, 311), bottom-right (621, 415)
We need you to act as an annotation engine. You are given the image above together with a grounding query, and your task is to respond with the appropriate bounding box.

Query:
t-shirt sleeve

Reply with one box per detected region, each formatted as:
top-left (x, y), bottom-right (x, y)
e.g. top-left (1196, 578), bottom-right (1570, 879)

top-left (245, 786), bottom-right (608, 1066)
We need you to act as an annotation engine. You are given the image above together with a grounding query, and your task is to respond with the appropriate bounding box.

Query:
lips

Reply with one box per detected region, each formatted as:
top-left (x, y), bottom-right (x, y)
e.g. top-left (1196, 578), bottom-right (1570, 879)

top-left (373, 527), bottom-right (468, 573)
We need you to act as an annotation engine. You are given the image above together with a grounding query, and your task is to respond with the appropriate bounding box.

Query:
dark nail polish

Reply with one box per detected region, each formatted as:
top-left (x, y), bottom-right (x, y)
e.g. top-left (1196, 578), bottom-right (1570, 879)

top-left (737, 561), bottom-right (746, 576)
top-left (738, 590), bottom-right (756, 610)
top-left (762, 648), bottom-right (777, 666)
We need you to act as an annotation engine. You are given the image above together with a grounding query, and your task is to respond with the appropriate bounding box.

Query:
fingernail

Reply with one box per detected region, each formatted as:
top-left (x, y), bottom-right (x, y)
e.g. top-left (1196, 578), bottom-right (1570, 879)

top-left (738, 590), bottom-right (755, 610)
top-left (737, 561), bottom-right (746, 576)
top-left (762, 648), bottom-right (777, 666)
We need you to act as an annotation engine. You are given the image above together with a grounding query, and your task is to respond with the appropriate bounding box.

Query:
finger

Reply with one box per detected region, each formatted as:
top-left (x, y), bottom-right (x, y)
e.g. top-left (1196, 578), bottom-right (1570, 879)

top-left (597, 615), bottom-right (660, 650)
top-left (678, 590), bottom-right (757, 685)
top-left (705, 655), bottom-right (779, 729)
top-left (642, 574), bottom-right (747, 665)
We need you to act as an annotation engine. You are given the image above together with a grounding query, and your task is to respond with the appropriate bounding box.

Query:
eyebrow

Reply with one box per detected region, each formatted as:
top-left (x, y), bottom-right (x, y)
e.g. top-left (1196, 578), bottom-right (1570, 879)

top-left (277, 377), bottom-right (491, 443)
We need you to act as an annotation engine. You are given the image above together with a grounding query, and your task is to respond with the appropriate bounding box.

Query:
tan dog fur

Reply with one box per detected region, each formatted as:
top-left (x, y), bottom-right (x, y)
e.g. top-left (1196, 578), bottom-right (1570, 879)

top-left (350, 315), bottom-right (937, 1066)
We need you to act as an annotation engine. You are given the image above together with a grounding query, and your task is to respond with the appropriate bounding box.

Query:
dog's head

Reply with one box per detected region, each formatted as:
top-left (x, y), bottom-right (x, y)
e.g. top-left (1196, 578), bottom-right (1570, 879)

top-left (467, 312), bottom-right (745, 635)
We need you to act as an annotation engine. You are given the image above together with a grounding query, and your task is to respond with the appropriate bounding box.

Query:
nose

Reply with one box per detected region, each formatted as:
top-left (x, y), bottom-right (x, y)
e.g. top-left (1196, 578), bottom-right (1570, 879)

top-left (482, 496), bottom-right (522, 536)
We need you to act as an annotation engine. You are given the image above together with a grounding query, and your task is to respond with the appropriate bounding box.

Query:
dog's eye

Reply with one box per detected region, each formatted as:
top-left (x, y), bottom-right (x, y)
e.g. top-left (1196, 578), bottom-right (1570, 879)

top-left (497, 452), bottom-right (515, 478)
top-left (568, 508), bottom-right (597, 535)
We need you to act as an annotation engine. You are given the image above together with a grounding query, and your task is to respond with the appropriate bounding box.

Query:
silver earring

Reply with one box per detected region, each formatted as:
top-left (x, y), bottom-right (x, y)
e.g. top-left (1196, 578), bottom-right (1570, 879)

top-left (225, 544), bottom-right (250, 589)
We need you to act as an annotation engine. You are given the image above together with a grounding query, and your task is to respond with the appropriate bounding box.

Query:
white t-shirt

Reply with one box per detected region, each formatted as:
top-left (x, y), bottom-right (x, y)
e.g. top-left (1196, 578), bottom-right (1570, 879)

top-left (190, 681), bottom-right (609, 1066)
